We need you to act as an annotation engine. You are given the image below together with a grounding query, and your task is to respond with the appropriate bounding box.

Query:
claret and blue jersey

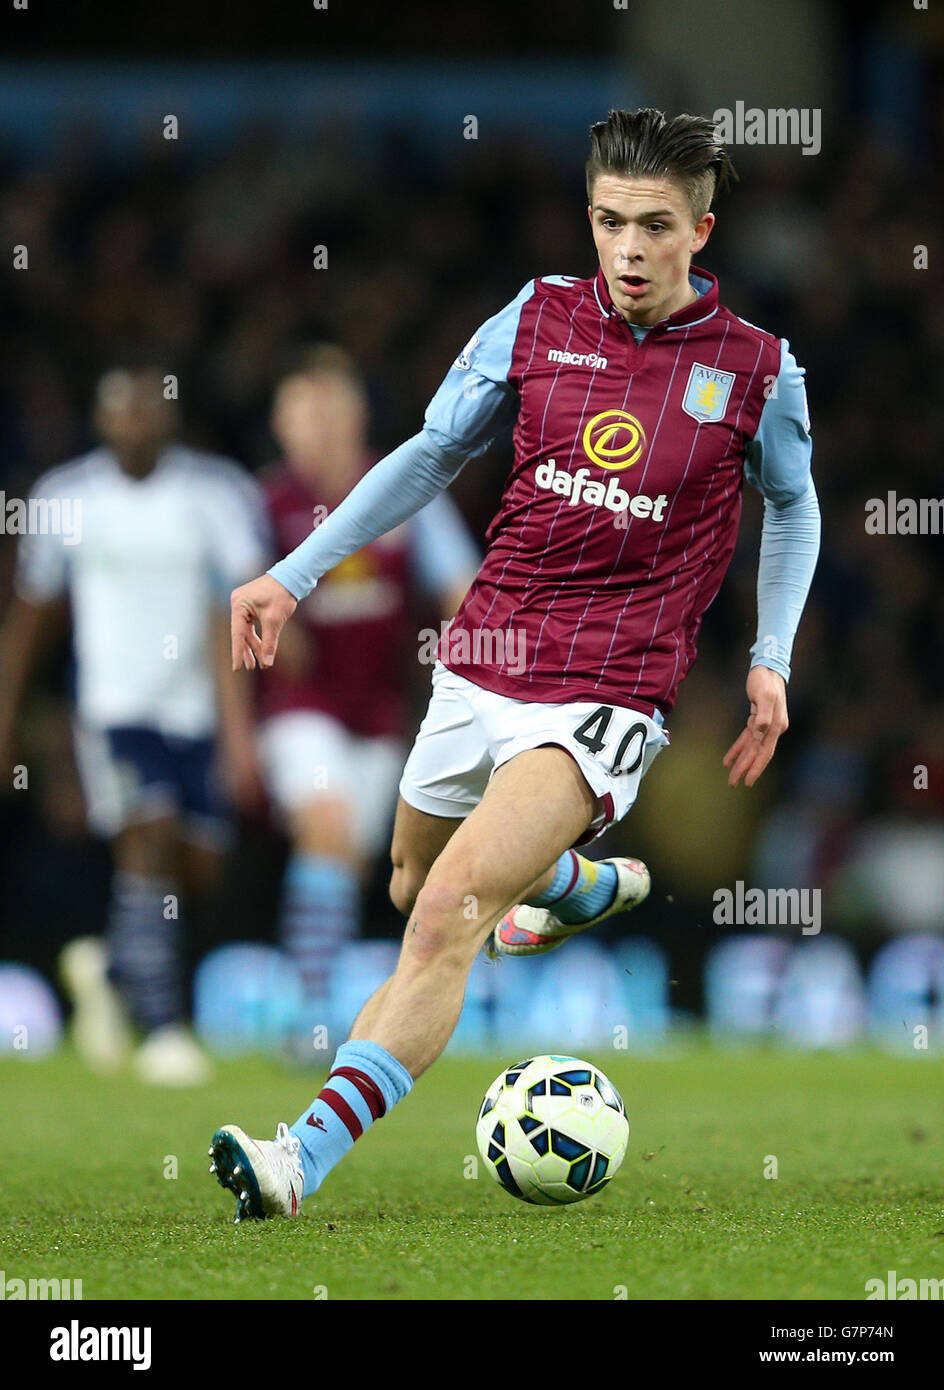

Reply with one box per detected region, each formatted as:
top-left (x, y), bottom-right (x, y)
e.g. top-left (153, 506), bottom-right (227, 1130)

top-left (422, 266), bottom-right (815, 717)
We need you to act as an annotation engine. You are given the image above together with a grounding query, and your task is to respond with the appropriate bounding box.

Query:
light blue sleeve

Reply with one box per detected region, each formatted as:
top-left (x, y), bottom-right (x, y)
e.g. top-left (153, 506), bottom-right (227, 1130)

top-left (423, 280), bottom-right (535, 456)
top-left (267, 432), bottom-right (470, 601)
top-left (744, 341), bottom-right (820, 680)
top-left (749, 481), bottom-right (821, 680)
top-left (407, 491), bottom-right (481, 598)
top-left (743, 340), bottom-right (812, 504)
top-left (267, 284), bottom-right (535, 601)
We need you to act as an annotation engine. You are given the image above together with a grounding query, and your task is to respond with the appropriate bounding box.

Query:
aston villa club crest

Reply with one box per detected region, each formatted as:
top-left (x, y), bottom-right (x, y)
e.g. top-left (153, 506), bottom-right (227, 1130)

top-left (681, 362), bottom-right (736, 423)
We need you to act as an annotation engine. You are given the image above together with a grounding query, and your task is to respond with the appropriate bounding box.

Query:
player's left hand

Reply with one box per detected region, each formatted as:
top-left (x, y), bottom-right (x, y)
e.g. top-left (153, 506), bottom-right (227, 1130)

top-left (722, 666), bottom-right (788, 788)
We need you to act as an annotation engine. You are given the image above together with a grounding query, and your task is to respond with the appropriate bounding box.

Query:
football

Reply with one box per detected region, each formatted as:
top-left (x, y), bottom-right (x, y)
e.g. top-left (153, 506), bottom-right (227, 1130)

top-left (475, 1054), bottom-right (630, 1205)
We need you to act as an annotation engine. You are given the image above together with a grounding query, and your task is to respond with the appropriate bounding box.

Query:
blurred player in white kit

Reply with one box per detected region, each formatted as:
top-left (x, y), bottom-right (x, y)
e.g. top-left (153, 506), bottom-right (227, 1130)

top-left (0, 368), bottom-right (268, 1084)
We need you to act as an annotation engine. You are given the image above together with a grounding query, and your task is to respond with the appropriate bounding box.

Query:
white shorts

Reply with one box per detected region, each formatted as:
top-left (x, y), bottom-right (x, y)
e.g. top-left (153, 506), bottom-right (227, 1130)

top-left (399, 661), bottom-right (669, 846)
top-left (257, 710), bottom-right (403, 858)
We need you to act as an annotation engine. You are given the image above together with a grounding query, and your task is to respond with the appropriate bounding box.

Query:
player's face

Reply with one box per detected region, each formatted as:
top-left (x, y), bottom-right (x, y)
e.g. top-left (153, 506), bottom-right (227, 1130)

top-left (271, 374), bottom-right (366, 478)
top-left (94, 372), bottom-right (174, 457)
top-left (588, 174), bottom-right (714, 327)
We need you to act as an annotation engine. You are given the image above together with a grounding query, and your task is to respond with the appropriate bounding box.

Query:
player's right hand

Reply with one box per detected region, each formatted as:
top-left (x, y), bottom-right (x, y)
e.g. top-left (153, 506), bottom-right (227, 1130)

top-left (230, 574), bottom-right (298, 672)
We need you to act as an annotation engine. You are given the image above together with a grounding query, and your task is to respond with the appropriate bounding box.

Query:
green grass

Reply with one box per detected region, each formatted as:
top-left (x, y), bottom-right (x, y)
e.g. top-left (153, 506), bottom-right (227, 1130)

top-left (3, 1045), bottom-right (943, 1300)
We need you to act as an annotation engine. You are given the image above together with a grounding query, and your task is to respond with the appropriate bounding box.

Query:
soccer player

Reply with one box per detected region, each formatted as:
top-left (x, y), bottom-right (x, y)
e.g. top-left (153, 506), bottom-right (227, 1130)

top-left (0, 368), bottom-right (268, 1084)
top-left (209, 109), bottom-right (820, 1218)
top-left (256, 345), bottom-right (479, 1026)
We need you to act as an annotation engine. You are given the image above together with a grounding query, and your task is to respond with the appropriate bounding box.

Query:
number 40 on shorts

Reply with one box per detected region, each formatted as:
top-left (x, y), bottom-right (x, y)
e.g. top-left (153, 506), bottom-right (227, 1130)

top-left (572, 706), bottom-right (649, 777)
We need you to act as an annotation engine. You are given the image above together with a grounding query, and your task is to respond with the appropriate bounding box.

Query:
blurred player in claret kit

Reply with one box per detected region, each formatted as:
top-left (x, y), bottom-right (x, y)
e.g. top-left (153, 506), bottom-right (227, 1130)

top-left (210, 109), bottom-right (820, 1220)
top-left (256, 346), bottom-right (479, 1031)
top-left (0, 369), bottom-right (269, 1085)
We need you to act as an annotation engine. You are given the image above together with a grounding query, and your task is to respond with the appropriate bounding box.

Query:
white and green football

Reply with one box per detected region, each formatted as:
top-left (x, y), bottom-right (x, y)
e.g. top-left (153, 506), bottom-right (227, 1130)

top-left (475, 1054), bottom-right (630, 1205)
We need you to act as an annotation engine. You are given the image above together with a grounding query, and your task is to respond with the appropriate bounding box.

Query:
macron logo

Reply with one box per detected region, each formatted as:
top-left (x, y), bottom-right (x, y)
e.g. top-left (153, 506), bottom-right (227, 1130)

top-left (547, 348), bottom-right (608, 371)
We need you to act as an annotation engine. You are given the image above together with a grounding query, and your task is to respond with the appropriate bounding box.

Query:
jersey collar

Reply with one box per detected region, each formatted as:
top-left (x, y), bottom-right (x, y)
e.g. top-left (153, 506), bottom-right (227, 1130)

top-left (592, 265), bottom-right (719, 332)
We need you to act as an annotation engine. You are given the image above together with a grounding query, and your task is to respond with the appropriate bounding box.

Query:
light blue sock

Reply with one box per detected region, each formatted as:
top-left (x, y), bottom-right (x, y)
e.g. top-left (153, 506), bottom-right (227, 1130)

top-left (280, 854), bottom-right (358, 1000)
top-left (290, 1039), bottom-right (413, 1198)
top-left (528, 850), bottom-right (619, 925)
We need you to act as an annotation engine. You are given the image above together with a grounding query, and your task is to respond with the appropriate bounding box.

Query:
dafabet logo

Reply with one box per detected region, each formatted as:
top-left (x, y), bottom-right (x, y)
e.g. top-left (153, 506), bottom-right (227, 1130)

top-left (581, 409), bottom-right (646, 470)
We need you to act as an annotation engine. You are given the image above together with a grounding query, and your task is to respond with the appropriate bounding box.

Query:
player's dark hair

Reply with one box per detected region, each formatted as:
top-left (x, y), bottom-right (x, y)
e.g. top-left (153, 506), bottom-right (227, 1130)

top-left (586, 108), bottom-right (738, 222)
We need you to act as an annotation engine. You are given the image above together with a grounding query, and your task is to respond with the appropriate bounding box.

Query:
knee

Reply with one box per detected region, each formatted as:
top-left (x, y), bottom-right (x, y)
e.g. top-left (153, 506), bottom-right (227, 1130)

top-left (404, 877), bottom-right (482, 969)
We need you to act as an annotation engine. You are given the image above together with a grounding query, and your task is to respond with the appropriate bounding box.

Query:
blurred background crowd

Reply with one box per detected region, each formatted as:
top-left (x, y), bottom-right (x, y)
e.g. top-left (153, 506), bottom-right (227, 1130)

top-left (0, 0), bottom-right (941, 1064)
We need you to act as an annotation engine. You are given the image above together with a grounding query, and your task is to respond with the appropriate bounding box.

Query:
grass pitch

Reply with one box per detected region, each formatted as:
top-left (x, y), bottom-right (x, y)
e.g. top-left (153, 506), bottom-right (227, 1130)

top-left (2, 1045), bottom-right (942, 1301)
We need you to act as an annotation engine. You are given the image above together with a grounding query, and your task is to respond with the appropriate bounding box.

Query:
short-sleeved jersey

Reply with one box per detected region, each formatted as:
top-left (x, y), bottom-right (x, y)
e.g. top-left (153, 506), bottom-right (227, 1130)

top-left (423, 266), bottom-right (812, 717)
top-left (15, 445), bottom-right (268, 738)
top-left (258, 461), bottom-right (480, 737)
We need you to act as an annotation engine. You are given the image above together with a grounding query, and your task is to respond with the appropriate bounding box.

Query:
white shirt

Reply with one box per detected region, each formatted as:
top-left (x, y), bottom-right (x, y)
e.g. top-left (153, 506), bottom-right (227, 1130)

top-left (16, 445), bottom-right (269, 737)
